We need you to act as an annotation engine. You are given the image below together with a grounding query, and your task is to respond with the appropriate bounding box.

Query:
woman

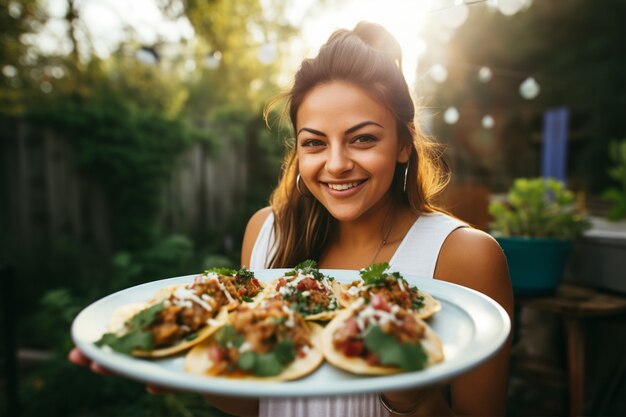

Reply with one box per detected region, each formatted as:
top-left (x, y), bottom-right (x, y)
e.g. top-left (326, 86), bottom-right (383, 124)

top-left (71, 21), bottom-right (513, 417)
top-left (210, 21), bottom-right (513, 417)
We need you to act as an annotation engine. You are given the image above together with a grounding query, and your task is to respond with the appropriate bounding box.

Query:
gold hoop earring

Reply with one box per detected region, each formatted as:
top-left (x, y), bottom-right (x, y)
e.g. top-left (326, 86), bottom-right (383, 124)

top-left (403, 161), bottom-right (410, 193)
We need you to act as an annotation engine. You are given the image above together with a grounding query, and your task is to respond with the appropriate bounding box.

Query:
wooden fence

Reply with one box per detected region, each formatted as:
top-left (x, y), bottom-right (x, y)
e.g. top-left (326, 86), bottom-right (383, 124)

top-left (1, 120), bottom-right (249, 254)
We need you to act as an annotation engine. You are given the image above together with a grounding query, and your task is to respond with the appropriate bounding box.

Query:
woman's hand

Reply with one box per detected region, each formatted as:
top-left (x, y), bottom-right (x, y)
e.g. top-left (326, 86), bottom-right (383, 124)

top-left (380, 385), bottom-right (453, 416)
top-left (68, 347), bottom-right (113, 376)
top-left (68, 347), bottom-right (174, 394)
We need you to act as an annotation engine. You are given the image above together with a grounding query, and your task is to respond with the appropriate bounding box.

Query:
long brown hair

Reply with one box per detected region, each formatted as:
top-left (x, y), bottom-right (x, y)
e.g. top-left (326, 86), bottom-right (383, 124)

top-left (265, 22), bottom-right (450, 268)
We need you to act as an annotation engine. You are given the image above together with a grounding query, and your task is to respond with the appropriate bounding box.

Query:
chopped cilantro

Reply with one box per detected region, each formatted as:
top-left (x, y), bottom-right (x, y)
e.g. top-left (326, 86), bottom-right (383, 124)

top-left (214, 325), bottom-right (244, 348)
top-left (204, 267), bottom-right (237, 276)
top-left (237, 351), bottom-right (256, 371)
top-left (363, 325), bottom-right (427, 372)
top-left (127, 302), bottom-right (165, 330)
top-left (253, 353), bottom-right (285, 376)
top-left (96, 330), bottom-right (153, 354)
top-left (95, 302), bottom-right (165, 354)
top-left (272, 339), bottom-right (296, 364)
top-left (235, 338), bottom-right (295, 376)
top-left (242, 296), bottom-right (254, 303)
top-left (289, 259), bottom-right (325, 280)
top-left (359, 262), bottom-right (392, 285)
top-left (412, 294), bottom-right (425, 310)
top-left (360, 263), bottom-right (408, 288)
top-left (237, 267), bottom-right (255, 280)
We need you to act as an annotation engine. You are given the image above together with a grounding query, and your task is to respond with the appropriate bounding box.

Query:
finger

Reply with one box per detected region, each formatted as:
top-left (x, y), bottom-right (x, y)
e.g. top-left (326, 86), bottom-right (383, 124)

top-left (146, 384), bottom-right (175, 395)
top-left (68, 348), bottom-right (91, 366)
top-left (90, 361), bottom-right (115, 376)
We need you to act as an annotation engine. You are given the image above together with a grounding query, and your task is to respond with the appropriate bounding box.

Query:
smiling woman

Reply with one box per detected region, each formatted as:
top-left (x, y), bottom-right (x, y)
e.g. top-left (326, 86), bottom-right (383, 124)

top-left (231, 21), bottom-right (513, 417)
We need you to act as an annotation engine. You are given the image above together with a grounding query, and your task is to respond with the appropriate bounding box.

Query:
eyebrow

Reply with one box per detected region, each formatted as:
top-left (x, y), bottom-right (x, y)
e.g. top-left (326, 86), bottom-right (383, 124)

top-left (297, 120), bottom-right (384, 138)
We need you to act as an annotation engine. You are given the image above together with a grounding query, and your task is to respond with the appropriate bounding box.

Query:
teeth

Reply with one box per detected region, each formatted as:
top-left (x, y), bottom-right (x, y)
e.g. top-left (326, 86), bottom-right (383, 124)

top-left (328, 182), bottom-right (361, 191)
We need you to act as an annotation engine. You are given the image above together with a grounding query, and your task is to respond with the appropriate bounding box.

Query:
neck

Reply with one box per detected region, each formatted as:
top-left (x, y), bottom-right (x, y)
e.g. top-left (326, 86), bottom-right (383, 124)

top-left (335, 200), bottom-right (396, 247)
top-left (319, 202), bottom-right (418, 269)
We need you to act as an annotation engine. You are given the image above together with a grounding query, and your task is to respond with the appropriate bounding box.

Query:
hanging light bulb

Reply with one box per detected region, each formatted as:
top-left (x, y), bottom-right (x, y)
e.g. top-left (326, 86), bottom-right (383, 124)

top-left (478, 66), bottom-right (493, 83)
top-left (257, 43), bottom-right (277, 65)
top-left (430, 64), bottom-right (448, 83)
top-left (204, 51), bottom-right (222, 69)
top-left (497, 0), bottom-right (525, 16)
top-left (519, 76), bottom-right (540, 99)
top-left (482, 115), bottom-right (495, 129)
top-left (444, 107), bottom-right (460, 125)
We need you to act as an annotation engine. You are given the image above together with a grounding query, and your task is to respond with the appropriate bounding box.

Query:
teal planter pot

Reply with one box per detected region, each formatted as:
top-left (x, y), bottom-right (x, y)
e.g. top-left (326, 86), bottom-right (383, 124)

top-left (496, 236), bottom-right (573, 296)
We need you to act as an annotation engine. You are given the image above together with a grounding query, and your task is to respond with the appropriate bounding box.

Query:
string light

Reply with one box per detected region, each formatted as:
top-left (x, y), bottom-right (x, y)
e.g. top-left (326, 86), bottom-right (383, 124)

top-left (444, 107), bottom-right (460, 124)
top-left (519, 76), bottom-right (540, 99)
top-left (430, 64), bottom-right (448, 83)
top-left (482, 114), bottom-right (495, 129)
top-left (478, 66), bottom-right (493, 82)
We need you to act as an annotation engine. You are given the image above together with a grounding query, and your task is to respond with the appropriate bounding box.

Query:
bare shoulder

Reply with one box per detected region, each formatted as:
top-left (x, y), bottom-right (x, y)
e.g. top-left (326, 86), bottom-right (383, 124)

top-left (435, 227), bottom-right (513, 314)
top-left (240, 206), bottom-right (273, 267)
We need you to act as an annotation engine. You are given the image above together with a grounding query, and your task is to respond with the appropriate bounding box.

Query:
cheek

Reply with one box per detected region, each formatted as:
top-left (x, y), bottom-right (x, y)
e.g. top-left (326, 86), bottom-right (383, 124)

top-left (366, 153), bottom-right (399, 178)
top-left (297, 154), bottom-right (321, 179)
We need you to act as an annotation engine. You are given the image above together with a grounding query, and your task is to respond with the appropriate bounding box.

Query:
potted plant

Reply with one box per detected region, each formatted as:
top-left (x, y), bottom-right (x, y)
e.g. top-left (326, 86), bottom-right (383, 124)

top-left (489, 177), bottom-right (589, 296)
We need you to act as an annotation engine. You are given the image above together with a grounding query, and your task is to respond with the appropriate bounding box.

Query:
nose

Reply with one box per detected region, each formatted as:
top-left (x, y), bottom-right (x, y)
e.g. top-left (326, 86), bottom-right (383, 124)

top-left (325, 144), bottom-right (353, 175)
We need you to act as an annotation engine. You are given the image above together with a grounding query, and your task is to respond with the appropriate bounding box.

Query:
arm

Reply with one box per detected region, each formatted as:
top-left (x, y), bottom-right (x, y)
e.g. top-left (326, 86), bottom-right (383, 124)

top-left (240, 206), bottom-right (273, 267)
top-left (436, 227), bottom-right (514, 416)
top-left (381, 227), bottom-right (513, 416)
top-left (204, 207), bottom-right (273, 417)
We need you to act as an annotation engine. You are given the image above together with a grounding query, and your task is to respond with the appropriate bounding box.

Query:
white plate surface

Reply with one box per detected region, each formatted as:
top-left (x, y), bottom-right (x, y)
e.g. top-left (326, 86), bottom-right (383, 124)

top-left (72, 269), bottom-right (510, 397)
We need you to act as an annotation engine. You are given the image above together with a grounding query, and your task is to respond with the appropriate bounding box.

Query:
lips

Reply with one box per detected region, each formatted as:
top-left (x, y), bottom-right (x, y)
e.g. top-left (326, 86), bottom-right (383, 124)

top-left (325, 180), bottom-right (366, 191)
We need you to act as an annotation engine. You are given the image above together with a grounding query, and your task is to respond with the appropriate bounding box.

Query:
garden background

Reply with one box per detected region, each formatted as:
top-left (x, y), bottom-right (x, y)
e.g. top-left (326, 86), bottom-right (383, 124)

top-left (1, 1), bottom-right (624, 416)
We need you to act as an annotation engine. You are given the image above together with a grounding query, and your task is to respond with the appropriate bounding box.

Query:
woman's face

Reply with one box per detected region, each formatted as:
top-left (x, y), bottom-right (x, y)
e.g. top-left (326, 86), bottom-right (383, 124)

top-left (296, 80), bottom-right (409, 223)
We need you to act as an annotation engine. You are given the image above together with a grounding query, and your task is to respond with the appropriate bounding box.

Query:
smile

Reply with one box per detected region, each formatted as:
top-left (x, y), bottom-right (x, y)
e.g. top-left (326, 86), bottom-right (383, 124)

top-left (325, 180), bottom-right (366, 191)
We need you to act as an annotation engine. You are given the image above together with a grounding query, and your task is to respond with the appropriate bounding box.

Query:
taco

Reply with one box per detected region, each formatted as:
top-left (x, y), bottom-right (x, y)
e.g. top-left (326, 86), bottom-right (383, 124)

top-left (265, 260), bottom-right (341, 321)
top-left (195, 267), bottom-right (265, 310)
top-left (338, 262), bottom-right (441, 319)
top-left (322, 294), bottom-right (444, 375)
top-left (184, 299), bottom-right (324, 381)
top-left (96, 282), bottom-right (230, 358)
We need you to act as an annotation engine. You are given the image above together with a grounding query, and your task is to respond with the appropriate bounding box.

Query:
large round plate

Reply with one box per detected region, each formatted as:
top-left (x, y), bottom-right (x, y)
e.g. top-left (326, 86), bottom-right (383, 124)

top-left (71, 269), bottom-right (510, 397)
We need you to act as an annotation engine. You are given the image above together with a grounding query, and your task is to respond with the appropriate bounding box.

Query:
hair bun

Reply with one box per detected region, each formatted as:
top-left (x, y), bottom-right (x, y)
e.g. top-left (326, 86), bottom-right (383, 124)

top-left (352, 21), bottom-right (403, 67)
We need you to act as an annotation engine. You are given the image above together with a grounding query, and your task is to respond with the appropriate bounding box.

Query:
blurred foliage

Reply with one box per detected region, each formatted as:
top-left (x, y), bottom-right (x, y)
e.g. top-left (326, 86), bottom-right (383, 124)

top-left (27, 91), bottom-right (207, 250)
top-left (489, 177), bottom-right (590, 239)
top-left (602, 139), bottom-right (626, 221)
top-left (1, 0), bottom-right (296, 416)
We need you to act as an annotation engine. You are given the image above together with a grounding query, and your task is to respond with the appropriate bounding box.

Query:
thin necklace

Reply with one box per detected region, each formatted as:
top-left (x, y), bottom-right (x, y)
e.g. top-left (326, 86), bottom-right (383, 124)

top-left (369, 206), bottom-right (394, 265)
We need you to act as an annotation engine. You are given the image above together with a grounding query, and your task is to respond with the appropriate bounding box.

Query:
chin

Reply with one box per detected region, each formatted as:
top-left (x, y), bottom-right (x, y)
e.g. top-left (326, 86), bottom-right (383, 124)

top-left (323, 206), bottom-right (368, 223)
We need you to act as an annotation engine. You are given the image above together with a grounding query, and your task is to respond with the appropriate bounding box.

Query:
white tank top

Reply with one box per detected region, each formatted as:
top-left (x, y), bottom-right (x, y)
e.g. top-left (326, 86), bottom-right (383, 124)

top-left (250, 211), bottom-right (467, 417)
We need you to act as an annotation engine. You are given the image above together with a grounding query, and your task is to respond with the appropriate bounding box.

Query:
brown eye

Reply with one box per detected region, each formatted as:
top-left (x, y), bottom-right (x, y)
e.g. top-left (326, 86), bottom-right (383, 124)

top-left (352, 135), bottom-right (376, 144)
top-left (301, 139), bottom-right (325, 147)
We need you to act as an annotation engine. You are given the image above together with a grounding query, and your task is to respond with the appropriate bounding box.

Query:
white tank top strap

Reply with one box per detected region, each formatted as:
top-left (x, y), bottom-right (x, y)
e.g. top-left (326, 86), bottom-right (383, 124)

top-left (249, 211), bottom-right (276, 270)
top-left (389, 212), bottom-right (468, 279)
